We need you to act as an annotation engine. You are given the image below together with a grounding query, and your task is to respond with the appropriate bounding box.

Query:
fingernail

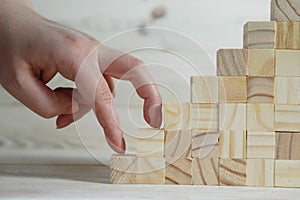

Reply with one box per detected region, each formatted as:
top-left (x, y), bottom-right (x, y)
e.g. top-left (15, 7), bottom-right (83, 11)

top-left (120, 137), bottom-right (126, 154)
top-left (149, 104), bottom-right (162, 128)
top-left (56, 119), bottom-right (72, 129)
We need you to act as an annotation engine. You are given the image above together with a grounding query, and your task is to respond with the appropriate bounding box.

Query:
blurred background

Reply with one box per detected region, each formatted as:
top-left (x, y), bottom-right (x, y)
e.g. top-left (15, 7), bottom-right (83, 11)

top-left (0, 0), bottom-right (269, 165)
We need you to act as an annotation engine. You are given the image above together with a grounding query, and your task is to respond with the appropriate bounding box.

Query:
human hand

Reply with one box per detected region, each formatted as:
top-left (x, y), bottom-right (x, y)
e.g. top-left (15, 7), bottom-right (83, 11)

top-left (0, 0), bottom-right (162, 153)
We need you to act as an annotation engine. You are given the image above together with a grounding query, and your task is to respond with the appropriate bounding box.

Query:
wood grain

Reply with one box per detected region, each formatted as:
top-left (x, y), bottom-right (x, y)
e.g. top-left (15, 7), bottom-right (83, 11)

top-left (271, 0), bottom-right (300, 21)
top-left (275, 77), bottom-right (300, 104)
top-left (164, 130), bottom-right (191, 158)
top-left (247, 104), bottom-right (275, 131)
top-left (247, 77), bottom-right (274, 103)
top-left (276, 22), bottom-right (300, 49)
top-left (247, 132), bottom-right (276, 159)
top-left (164, 103), bottom-right (190, 131)
top-left (191, 104), bottom-right (218, 131)
top-left (218, 76), bottom-right (247, 103)
top-left (136, 129), bottom-right (164, 157)
top-left (165, 157), bottom-right (192, 185)
top-left (276, 50), bottom-right (300, 76)
top-left (191, 130), bottom-right (219, 159)
top-left (275, 160), bottom-right (300, 188)
top-left (219, 159), bottom-right (247, 186)
top-left (110, 155), bottom-right (138, 184)
top-left (219, 103), bottom-right (247, 130)
top-left (137, 157), bottom-right (165, 184)
top-left (192, 158), bottom-right (219, 185)
top-left (191, 76), bottom-right (218, 103)
top-left (247, 49), bottom-right (275, 76)
top-left (243, 22), bottom-right (276, 49)
top-left (275, 105), bottom-right (300, 131)
top-left (246, 159), bottom-right (275, 187)
top-left (217, 49), bottom-right (247, 76)
top-left (276, 132), bottom-right (300, 160)
top-left (219, 130), bottom-right (246, 159)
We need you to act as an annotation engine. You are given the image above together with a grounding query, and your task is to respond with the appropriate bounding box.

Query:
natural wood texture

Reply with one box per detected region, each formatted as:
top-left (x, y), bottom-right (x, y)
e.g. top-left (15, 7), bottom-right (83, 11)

top-left (165, 157), bottom-right (192, 185)
top-left (276, 22), bottom-right (300, 49)
top-left (190, 76), bottom-right (218, 103)
top-left (276, 50), bottom-right (300, 76)
top-left (219, 130), bottom-right (246, 159)
top-left (192, 158), bottom-right (219, 185)
top-left (276, 132), bottom-right (300, 160)
top-left (247, 77), bottom-right (274, 103)
top-left (219, 159), bottom-right (247, 186)
top-left (218, 76), bottom-right (247, 103)
top-left (247, 132), bottom-right (276, 159)
top-left (275, 77), bottom-right (300, 104)
top-left (243, 22), bottom-right (276, 49)
top-left (275, 105), bottom-right (300, 131)
top-left (134, 129), bottom-right (164, 156)
top-left (271, 0), bottom-right (300, 21)
top-left (164, 103), bottom-right (190, 131)
top-left (191, 130), bottom-right (219, 159)
top-left (138, 157), bottom-right (165, 184)
top-left (247, 49), bottom-right (275, 76)
top-left (164, 130), bottom-right (191, 158)
top-left (191, 104), bottom-right (218, 131)
top-left (219, 103), bottom-right (247, 130)
top-left (275, 160), bottom-right (300, 188)
top-left (110, 155), bottom-right (138, 184)
top-left (247, 104), bottom-right (274, 131)
top-left (246, 159), bottom-right (275, 187)
top-left (217, 49), bottom-right (247, 76)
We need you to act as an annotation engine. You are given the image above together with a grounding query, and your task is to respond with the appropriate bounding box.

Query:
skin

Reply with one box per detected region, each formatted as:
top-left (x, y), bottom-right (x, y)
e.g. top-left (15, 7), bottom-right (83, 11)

top-left (0, 0), bottom-right (162, 154)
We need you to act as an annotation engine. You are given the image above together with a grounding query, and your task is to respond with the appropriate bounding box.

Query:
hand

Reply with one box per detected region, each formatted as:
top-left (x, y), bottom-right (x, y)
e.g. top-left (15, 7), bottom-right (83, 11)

top-left (0, 1), bottom-right (162, 153)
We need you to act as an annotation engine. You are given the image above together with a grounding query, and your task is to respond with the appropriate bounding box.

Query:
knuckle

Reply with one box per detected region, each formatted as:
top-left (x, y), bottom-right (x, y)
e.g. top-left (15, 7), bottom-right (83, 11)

top-left (39, 108), bottom-right (57, 119)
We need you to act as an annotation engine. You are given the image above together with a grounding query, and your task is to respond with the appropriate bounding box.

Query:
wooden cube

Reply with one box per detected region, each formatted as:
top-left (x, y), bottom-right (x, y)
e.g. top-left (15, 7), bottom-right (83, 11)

top-left (276, 50), bottom-right (300, 76)
top-left (219, 76), bottom-right (247, 103)
top-left (138, 157), bottom-right (165, 184)
top-left (164, 130), bottom-right (191, 158)
top-left (191, 130), bottom-right (219, 159)
top-left (219, 159), bottom-right (247, 186)
top-left (247, 132), bottom-right (276, 159)
top-left (271, 0), bottom-right (300, 22)
top-left (243, 22), bottom-right (276, 49)
top-left (192, 158), bottom-right (219, 185)
top-left (246, 159), bottom-right (275, 187)
top-left (276, 132), bottom-right (300, 160)
top-left (219, 130), bottom-right (246, 159)
top-left (247, 49), bottom-right (275, 76)
top-left (275, 105), bottom-right (300, 131)
top-left (276, 22), bottom-right (300, 49)
top-left (275, 77), bottom-right (300, 104)
top-left (247, 104), bottom-right (275, 131)
top-left (275, 160), bottom-right (300, 188)
top-left (165, 157), bottom-right (192, 185)
top-left (191, 76), bottom-right (218, 103)
top-left (164, 103), bottom-right (190, 131)
top-left (247, 77), bottom-right (274, 103)
top-left (217, 49), bottom-right (247, 76)
top-left (191, 104), bottom-right (218, 131)
top-left (219, 103), bottom-right (247, 130)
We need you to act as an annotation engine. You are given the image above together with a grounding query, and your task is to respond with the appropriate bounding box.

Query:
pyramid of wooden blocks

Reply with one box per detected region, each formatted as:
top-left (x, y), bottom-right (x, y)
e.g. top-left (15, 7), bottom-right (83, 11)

top-left (110, 0), bottom-right (300, 187)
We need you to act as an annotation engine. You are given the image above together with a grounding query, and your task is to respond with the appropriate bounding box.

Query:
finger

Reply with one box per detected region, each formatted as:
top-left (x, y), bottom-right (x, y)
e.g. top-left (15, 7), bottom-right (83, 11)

top-left (104, 75), bottom-right (115, 97)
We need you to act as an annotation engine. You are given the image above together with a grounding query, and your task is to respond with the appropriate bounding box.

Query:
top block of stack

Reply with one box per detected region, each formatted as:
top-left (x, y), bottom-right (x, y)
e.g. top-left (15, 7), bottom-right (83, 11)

top-left (271, 0), bottom-right (300, 22)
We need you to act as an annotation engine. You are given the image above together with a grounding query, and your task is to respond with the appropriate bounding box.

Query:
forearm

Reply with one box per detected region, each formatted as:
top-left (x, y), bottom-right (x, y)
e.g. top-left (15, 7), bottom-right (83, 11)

top-left (1, 0), bottom-right (32, 7)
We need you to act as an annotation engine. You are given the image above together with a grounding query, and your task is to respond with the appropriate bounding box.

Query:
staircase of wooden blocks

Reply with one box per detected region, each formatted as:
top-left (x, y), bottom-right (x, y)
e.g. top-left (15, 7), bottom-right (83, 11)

top-left (110, 0), bottom-right (300, 187)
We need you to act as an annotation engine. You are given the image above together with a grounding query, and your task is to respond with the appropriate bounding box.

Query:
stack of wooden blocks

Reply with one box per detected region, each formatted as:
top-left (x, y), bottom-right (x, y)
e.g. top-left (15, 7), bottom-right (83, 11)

top-left (110, 0), bottom-right (300, 187)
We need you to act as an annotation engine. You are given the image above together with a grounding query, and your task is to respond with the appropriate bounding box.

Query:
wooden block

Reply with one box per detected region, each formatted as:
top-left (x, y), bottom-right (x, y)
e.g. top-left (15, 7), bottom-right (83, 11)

top-left (164, 103), bottom-right (190, 131)
top-left (247, 104), bottom-right (275, 131)
top-left (247, 49), bottom-right (275, 76)
top-left (219, 130), bottom-right (246, 159)
top-left (246, 159), bottom-right (275, 187)
top-left (137, 157), bottom-right (165, 184)
top-left (243, 22), bottom-right (276, 49)
top-left (275, 160), bottom-right (300, 188)
top-left (276, 22), bottom-right (300, 49)
top-left (191, 76), bottom-right (218, 103)
top-left (191, 130), bottom-right (219, 159)
top-left (276, 132), bottom-right (300, 160)
top-left (275, 77), bottom-right (300, 105)
top-left (110, 155), bottom-right (138, 184)
top-left (136, 129), bottom-right (164, 157)
top-left (219, 103), bottom-right (247, 130)
top-left (191, 104), bottom-right (218, 130)
top-left (165, 157), bottom-right (192, 185)
top-left (271, 0), bottom-right (300, 22)
top-left (275, 105), bottom-right (300, 131)
top-left (247, 77), bottom-right (274, 103)
top-left (219, 159), bottom-right (247, 186)
top-left (276, 50), bottom-right (300, 76)
top-left (192, 158), bottom-right (219, 185)
top-left (218, 76), bottom-right (247, 103)
top-left (164, 130), bottom-right (191, 158)
top-left (217, 49), bottom-right (247, 76)
top-left (247, 132), bottom-right (276, 159)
